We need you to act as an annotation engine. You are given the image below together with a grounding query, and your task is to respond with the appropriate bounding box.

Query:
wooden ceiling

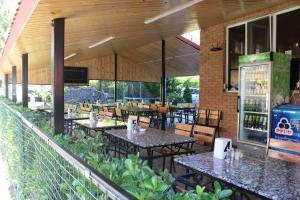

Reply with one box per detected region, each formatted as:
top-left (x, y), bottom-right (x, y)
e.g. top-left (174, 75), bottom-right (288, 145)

top-left (1, 0), bottom-right (289, 77)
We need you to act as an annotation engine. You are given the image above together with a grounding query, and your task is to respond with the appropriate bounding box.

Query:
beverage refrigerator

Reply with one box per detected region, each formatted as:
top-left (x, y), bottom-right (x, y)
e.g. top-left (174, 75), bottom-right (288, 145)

top-left (237, 52), bottom-right (291, 146)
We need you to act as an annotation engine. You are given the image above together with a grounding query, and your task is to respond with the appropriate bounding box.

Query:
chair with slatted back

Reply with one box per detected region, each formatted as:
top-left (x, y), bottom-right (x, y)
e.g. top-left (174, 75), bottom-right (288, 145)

top-left (207, 110), bottom-right (222, 136)
top-left (86, 104), bottom-right (93, 112)
top-left (143, 104), bottom-right (150, 109)
top-left (103, 107), bottom-right (109, 112)
top-left (115, 108), bottom-right (123, 121)
top-left (154, 123), bottom-right (193, 171)
top-left (267, 138), bottom-right (300, 164)
top-left (197, 109), bottom-right (208, 125)
top-left (128, 115), bottom-right (138, 124)
top-left (138, 103), bottom-right (143, 108)
top-left (138, 116), bottom-right (151, 128)
top-left (193, 125), bottom-right (216, 151)
top-left (169, 123), bottom-right (194, 172)
top-left (103, 111), bottom-right (114, 119)
top-left (132, 102), bottom-right (138, 108)
top-left (175, 123), bottom-right (193, 137)
top-left (79, 103), bottom-right (85, 111)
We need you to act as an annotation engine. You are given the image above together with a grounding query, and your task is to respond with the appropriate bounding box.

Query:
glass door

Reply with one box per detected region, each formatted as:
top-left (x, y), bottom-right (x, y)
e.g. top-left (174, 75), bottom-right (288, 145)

top-left (239, 63), bottom-right (270, 145)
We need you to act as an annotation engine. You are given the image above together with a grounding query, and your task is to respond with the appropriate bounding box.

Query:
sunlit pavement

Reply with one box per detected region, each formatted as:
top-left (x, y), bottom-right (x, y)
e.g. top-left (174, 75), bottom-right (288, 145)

top-left (0, 155), bottom-right (12, 200)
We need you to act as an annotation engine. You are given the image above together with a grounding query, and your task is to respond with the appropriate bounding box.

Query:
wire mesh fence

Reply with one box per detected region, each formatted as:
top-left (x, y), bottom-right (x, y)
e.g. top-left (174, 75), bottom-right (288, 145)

top-left (0, 103), bottom-right (133, 200)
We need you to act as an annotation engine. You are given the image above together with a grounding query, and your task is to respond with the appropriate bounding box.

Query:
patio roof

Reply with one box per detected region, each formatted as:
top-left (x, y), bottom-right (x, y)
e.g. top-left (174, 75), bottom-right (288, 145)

top-left (0, 0), bottom-right (287, 82)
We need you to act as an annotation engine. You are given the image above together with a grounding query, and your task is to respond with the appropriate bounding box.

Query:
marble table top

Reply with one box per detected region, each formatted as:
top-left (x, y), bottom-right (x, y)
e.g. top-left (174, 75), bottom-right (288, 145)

top-left (105, 128), bottom-right (196, 148)
top-left (175, 149), bottom-right (300, 200)
top-left (74, 119), bottom-right (127, 130)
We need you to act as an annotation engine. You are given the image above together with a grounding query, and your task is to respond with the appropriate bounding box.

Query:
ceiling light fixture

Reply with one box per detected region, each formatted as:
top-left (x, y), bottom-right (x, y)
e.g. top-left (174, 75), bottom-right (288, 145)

top-left (88, 36), bottom-right (115, 49)
top-left (64, 53), bottom-right (77, 60)
top-left (144, 0), bottom-right (203, 24)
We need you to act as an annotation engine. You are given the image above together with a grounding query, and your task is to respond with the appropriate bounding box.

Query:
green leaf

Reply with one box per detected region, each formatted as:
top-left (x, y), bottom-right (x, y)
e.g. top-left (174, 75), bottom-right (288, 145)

top-left (151, 176), bottom-right (158, 188)
top-left (214, 181), bottom-right (222, 194)
top-left (219, 189), bottom-right (232, 199)
top-left (124, 159), bottom-right (134, 173)
top-left (196, 185), bottom-right (205, 196)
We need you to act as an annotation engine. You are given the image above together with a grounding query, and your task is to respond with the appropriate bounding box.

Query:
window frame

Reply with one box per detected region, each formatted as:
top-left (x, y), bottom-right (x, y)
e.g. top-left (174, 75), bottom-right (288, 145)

top-left (225, 14), bottom-right (273, 92)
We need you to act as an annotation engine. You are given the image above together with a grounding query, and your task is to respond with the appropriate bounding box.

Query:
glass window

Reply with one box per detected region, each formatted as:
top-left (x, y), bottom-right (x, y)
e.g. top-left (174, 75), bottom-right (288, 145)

top-left (276, 9), bottom-right (300, 58)
top-left (117, 81), bottom-right (160, 103)
top-left (276, 8), bottom-right (300, 90)
top-left (227, 17), bottom-right (271, 91)
top-left (247, 17), bottom-right (270, 54)
top-left (227, 24), bottom-right (245, 91)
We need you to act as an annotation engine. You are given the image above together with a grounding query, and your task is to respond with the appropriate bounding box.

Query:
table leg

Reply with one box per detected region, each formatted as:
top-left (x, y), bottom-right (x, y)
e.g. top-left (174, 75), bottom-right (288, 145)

top-left (147, 148), bottom-right (153, 168)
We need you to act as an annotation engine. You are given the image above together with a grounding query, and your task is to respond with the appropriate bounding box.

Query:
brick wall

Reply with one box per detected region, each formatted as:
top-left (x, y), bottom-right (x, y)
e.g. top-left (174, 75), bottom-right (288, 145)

top-left (199, 1), bottom-right (299, 141)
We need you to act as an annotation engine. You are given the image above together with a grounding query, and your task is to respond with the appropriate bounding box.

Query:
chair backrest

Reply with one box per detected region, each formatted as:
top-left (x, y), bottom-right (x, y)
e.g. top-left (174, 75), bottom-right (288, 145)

top-left (193, 125), bottom-right (216, 145)
top-left (79, 103), bottom-right (85, 111)
top-left (104, 111), bottom-right (114, 119)
top-left (155, 101), bottom-right (161, 105)
top-left (175, 123), bottom-right (193, 137)
top-left (143, 104), bottom-right (150, 109)
top-left (98, 105), bottom-right (104, 112)
top-left (150, 104), bottom-right (158, 111)
top-left (138, 116), bottom-right (151, 128)
top-left (115, 108), bottom-right (122, 117)
top-left (158, 106), bottom-right (168, 114)
top-left (138, 103), bottom-right (143, 108)
top-left (132, 102), bottom-right (138, 108)
top-left (128, 115), bottom-right (138, 122)
top-left (208, 110), bottom-right (221, 127)
top-left (197, 109), bottom-right (208, 125)
top-left (267, 138), bottom-right (300, 164)
top-left (103, 107), bottom-right (109, 112)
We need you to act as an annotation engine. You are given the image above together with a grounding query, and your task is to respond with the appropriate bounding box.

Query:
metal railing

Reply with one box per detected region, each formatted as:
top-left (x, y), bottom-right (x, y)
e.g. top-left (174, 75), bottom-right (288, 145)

top-left (0, 103), bottom-right (135, 200)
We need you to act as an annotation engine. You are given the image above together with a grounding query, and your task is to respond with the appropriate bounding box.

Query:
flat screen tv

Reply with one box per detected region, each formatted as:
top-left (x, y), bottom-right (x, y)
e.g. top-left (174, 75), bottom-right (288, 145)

top-left (64, 66), bottom-right (88, 85)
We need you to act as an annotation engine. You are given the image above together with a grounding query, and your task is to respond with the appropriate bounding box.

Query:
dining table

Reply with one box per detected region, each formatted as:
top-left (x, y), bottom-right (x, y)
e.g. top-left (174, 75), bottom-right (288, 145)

top-left (64, 113), bottom-right (90, 134)
top-left (104, 128), bottom-right (196, 168)
top-left (120, 106), bottom-right (157, 119)
top-left (175, 148), bottom-right (300, 200)
top-left (74, 118), bottom-right (127, 135)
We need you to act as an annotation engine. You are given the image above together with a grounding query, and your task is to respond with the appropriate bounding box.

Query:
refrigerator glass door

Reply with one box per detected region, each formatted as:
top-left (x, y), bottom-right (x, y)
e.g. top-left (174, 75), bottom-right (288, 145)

top-left (239, 63), bottom-right (270, 145)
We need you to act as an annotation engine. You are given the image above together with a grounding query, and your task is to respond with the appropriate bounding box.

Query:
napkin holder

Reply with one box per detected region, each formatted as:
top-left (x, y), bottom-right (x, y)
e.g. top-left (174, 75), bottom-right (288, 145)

top-left (213, 137), bottom-right (232, 159)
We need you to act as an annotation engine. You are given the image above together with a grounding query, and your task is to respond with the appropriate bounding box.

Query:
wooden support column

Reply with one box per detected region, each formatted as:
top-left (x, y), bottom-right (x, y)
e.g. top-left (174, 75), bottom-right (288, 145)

top-left (12, 66), bottom-right (17, 103)
top-left (22, 53), bottom-right (28, 107)
top-left (114, 53), bottom-right (118, 102)
top-left (4, 74), bottom-right (8, 98)
top-left (51, 18), bottom-right (65, 134)
top-left (161, 40), bottom-right (166, 130)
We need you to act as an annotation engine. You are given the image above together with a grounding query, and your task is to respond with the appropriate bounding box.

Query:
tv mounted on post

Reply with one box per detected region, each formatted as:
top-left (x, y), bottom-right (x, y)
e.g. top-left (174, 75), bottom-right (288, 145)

top-left (64, 66), bottom-right (88, 85)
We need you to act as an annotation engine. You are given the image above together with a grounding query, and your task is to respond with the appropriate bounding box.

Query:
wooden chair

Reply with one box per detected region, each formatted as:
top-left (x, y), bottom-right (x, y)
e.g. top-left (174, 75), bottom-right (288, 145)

top-left (86, 104), bottom-right (93, 112)
top-left (197, 109), bottom-right (208, 125)
top-left (267, 138), bottom-right (300, 164)
top-left (169, 123), bottom-right (193, 172)
top-left (132, 102), bottom-right (138, 108)
top-left (207, 110), bottom-right (222, 136)
top-left (102, 111), bottom-right (114, 119)
top-left (79, 103), bottom-right (85, 111)
top-left (115, 108), bottom-right (123, 121)
top-left (143, 104), bottom-right (150, 109)
top-left (138, 103), bottom-right (143, 108)
top-left (138, 116), bottom-right (151, 128)
top-left (193, 125), bottom-right (216, 151)
top-left (175, 123), bottom-right (193, 137)
top-left (128, 115), bottom-right (138, 124)
top-left (150, 104), bottom-right (158, 111)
